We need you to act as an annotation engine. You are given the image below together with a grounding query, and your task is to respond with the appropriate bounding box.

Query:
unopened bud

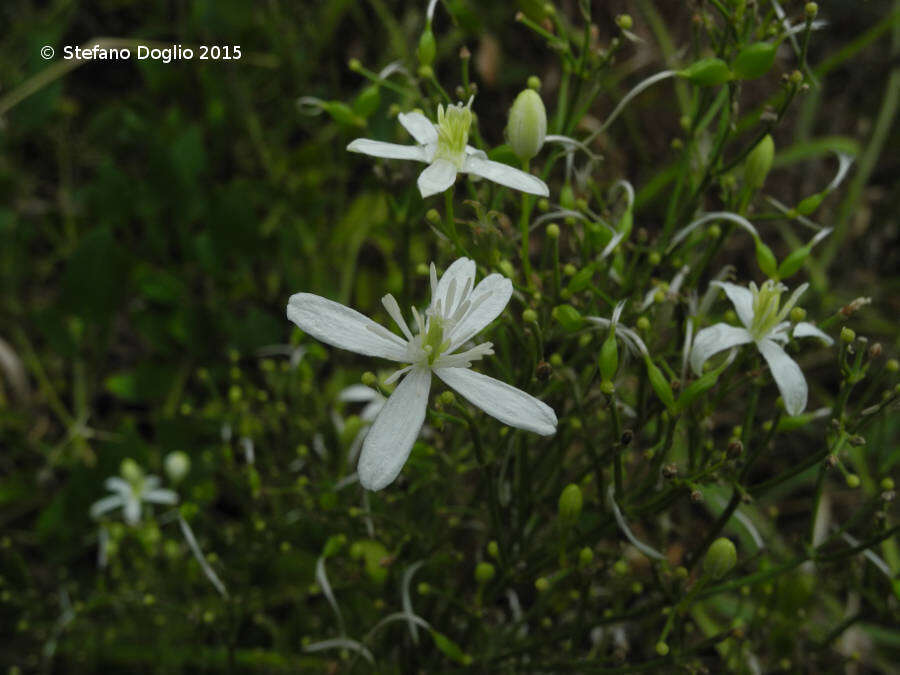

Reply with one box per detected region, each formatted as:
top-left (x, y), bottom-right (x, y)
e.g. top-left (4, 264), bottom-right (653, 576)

top-left (417, 25), bottom-right (437, 67)
top-left (703, 537), bottom-right (737, 579)
top-left (546, 223), bottom-right (560, 239)
top-left (507, 89), bottom-right (547, 162)
top-left (121, 458), bottom-right (143, 484)
top-left (744, 134), bottom-right (774, 190)
top-left (840, 327), bottom-right (856, 343)
top-left (522, 308), bottom-right (538, 324)
top-left (678, 57), bottom-right (732, 86)
top-left (361, 371), bottom-right (377, 387)
top-left (727, 440), bottom-right (744, 458)
top-left (527, 75), bottom-right (542, 91)
top-left (578, 547), bottom-right (594, 567)
top-left (805, 3), bottom-right (818, 18)
top-left (558, 483), bottom-right (583, 525)
top-left (164, 451), bottom-right (191, 483)
top-left (487, 540), bottom-right (499, 559)
top-left (553, 304), bottom-right (583, 332)
top-left (475, 561), bottom-right (496, 584)
top-left (733, 42), bottom-right (777, 80)
top-left (615, 14), bottom-right (633, 30)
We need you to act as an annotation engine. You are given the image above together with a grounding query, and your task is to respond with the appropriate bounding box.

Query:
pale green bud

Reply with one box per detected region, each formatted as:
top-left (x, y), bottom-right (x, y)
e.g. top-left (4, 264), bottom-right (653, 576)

top-left (475, 561), bottom-right (496, 584)
top-left (120, 458), bottom-right (143, 484)
top-left (703, 538), bottom-right (737, 579)
top-left (164, 451), bottom-right (191, 483)
top-left (507, 89), bottom-right (547, 162)
top-left (558, 483), bottom-right (583, 525)
top-left (744, 134), bottom-right (774, 190)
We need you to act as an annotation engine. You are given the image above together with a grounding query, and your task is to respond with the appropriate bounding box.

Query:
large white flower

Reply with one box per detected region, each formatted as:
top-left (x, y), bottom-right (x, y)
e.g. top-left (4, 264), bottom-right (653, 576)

top-left (90, 472), bottom-right (178, 526)
top-left (690, 280), bottom-right (833, 416)
top-left (287, 258), bottom-right (558, 490)
top-left (346, 99), bottom-right (549, 199)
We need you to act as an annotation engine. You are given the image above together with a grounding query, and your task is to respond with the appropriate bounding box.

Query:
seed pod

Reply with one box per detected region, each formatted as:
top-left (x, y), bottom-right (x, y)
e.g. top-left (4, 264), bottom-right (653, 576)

top-left (754, 237), bottom-right (778, 279)
top-left (644, 356), bottom-right (676, 410)
top-left (417, 24), bottom-right (437, 67)
top-left (599, 331), bottom-right (618, 383)
top-left (732, 42), bottom-right (777, 80)
top-left (678, 58), bottom-right (732, 86)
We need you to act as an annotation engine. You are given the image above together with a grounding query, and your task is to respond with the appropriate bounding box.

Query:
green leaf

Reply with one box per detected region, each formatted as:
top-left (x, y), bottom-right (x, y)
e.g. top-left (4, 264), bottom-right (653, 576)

top-left (429, 630), bottom-right (470, 664)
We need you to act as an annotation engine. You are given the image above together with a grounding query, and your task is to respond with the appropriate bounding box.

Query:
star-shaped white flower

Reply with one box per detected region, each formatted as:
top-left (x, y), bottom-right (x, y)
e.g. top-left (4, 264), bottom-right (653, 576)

top-left (90, 473), bottom-right (178, 526)
top-left (347, 99), bottom-right (549, 199)
top-left (287, 258), bottom-right (558, 490)
top-left (690, 280), bottom-right (833, 416)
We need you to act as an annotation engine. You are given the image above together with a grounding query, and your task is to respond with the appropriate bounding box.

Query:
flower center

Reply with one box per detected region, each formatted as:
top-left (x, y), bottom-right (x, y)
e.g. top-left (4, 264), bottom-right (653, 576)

top-left (748, 280), bottom-right (803, 341)
top-left (433, 100), bottom-right (473, 168)
top-left (420, 315), bottom-right (450, 365)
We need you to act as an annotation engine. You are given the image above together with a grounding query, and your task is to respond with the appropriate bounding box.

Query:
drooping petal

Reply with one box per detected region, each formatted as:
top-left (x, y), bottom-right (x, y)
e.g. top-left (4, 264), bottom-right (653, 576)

top-left (690, 323), bottom-right (753, 375)
top-left (104, 476), bottom-right (132, 496)
top-left (433, 258), bottom-right (476, 317)
top-left (793, 322), bottom-right (834, 345)
top-left (123, 495), bottom-right (141, 525)
top-left (339, 384), bottom-right (379, 403)
top-left (398, 112), bottom-right (438, 145)
top-left (758, 338), bottom-right (808, 416)
top-left (447, 274), bottom-right (512, 349)
top-left (357, 367), bottom-right (431, 490)
top-left (346, 138), bottom-right (428, 162)
top-left (462, 156), bottom-right (549, 196)
top-left (417, 159), bottom-right (458, 198)
top-left (143, 488), bottom-right (179, 505)
top-left (90, 495), bottom-right (124, 519)
top-left (711, 281), bottom-right (754, 328)
top-left (287, 293), bottom-right (408, 362)
top-left (434, 367), bottom-right (557, 435)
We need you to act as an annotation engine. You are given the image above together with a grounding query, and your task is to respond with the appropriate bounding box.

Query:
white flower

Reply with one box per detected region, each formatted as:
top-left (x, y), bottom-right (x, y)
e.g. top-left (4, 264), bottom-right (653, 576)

top-left (346, 99), bottom-right (549, 199)
top-left (690, 280), bottom-right (833, 416)
top-left (287, 257), bottom-right (558, 490)
top-left (90, 472), bottom-right (178, 526)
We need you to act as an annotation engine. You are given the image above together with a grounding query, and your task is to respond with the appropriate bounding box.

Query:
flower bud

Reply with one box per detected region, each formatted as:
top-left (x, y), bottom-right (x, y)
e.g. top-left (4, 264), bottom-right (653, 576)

top-left (655, 642), bottom-right (669, 656)
top-left (845, 474), bottom-right (860, 489)
top-left (644, 356), bottom-right (676, 410)
top-left (507, 89), bottom-right (547, 162)
top-left (120, 458), bottom-right (143, 484)
top-left (840, 327), bottom-right (855, 343)
top-left (796, 192), bottom-right (825, 215)
top-left (417, 25), bottom-right (437, 67)
top-left (522, 308), bottom-right (538, 324)
top-left (732, 42), bottom-right (777, 80)
top-left (754, 237), bottom-right (778, 278)
top-left (361, 371), bottom-right (377, 387)
top-left (487, 540), bottom-right (500, 559)
top-left (744, 134), bottom-right (774, 190)
top-left (615, 14), bottom-right (633, 30)
top-left (164, 451), bottom-right (190, 483)
top-left (886, 358), bottom-right (898, 372)
top-left (805, 3), bottom-right (819, 19)
top-left (599, 332), bottom-right (619, 383)
top-left (546, 223), bottom-right (560, 239)
top-left (558, 483), bottom-right (583, 526)
top-left (703, 538), bottom-right (737, 579)
top-left (578, 547), bottom-right (594, 567)
top-left (553, 304), bottom-right (584, 332)
top-left (527, 75), bottom-right (542, 91)
top-left (678, 58), bottom-right (732, 86)
top-left (475, 561), bottom-right (496, 584)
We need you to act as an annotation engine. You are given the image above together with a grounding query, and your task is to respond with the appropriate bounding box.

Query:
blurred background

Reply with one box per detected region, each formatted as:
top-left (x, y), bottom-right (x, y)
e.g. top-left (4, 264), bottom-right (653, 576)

top-left (1, 0), bottom-right (897, 671)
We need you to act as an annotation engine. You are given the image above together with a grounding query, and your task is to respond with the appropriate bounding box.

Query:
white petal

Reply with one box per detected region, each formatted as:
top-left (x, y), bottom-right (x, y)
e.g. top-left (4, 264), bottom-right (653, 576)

top-left (357, 367), bottom-right (431, 490)
top-left (417, 159), bottom-right (458, 198)
top-left (434, 367), bottom-right (557, 435)
top-left (447, 274), bottom-right (512, 349)
top-left (690, 323), bottom-right (753, 375)
top-left (104, 476), bottom-right (131, 496)
top-left (339, 384), bottom-right (379, 403)
top-left (433, 258), bottom-right (476, 316)
top-left (360, 398), bottom-right (384, 422)
top-left (123, 496), bottom-right (141, 525)
top-left (398, 112), bottom-right (438, 145)
top-left (347, 138), bottom-right (427, 162)
top-left (758, 338), bottom-right (808, 416)
top-left (711, 281), bottom-right (754, 328)
top-left (793, 322), bottom-right (833, 345)
top-left (465, 145), bottom-right (488, 160)
top-left (287, 293), bottom-right (408, 361)
top-left (143, 488), bottom-right (179, 505)
top-left (90, 495), bottom-right (124, 519)
top-left (462, 156), bottom-right (549, 196)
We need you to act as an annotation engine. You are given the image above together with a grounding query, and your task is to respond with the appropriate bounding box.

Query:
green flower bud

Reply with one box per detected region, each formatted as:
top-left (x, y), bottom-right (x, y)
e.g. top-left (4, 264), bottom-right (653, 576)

top-left (558, 483), bottom-right (583, 526)
top-left (615, 14), bottom-right (633, 30)
top-left (361, 371), bottom-right (378, 387)
top-left (613, 559), bottom-right (628, 575)
top-left (600, 380), bottom-right (616, 396)
top-left (439, 390), bottom-right (456, 407)
top-left (790, 307), bottom-right (807, 323)
top-left (487, 540), bottom-right (500, 559)
top-left (648, 251), bottom-right (661, 266)
top-left (507, 89), bottom-right (547, 162)
top-left (805, 2), bottom-right (818, 18)
top-left (120, 458), bottom-right (143, 484)
top-left (578, 547), bottom-right (594, 567)
top-left (553, 304), bottom-right (584, 332)
top-left (599, 332), bottom-right (618, 383)
top-left (678, 58), bottom-right (732, 86)
top-left (777, 245), bottom-right (811, 279)
top-left (522, 308), bottom-right (538, 324)
top-left (475, 561), bottom-right (496, 584)
top-left (527, 75), bottom-right (542, 91)
top-left (164, 451), bottom-right (191, 483)
top-left (881, 477), bottom-right (895, 491)
top-left (352, 85), bottom-right (381, 118)
top-left (655, 642), bottom-right (670, 656)
top-left (560, 183), bottom-right (576, 210)
top-left (546, 223), bottom-right (560, 239)
top-left (321, 101), bottom-right (364, 128)
top-left (636, 316), bottom-right (650, 332)
top-left (703, 538), bottom-right (737, 579)
top-left (840, 327), bottom-right (855, 343)
top-left (887, 359), bottom-right (899, 372)
top-left (845, 474), bottom-right (860, 489)
top-left (732, 42), bottom-right (777, 80)
top-left (744, 134), bottom-right (774, 190)
top-left (796, 192), bottom-right (825, 215)
top-left (417, 25), bottom-right (437, 67)
top-left (347, 58), bottom-right (362, 72)
top-left (754, 237), bottom-right (778, 278)
top-left (644, 356), bottom-right (676, 410)
top-left (534, 576), bottom-right (550, 592)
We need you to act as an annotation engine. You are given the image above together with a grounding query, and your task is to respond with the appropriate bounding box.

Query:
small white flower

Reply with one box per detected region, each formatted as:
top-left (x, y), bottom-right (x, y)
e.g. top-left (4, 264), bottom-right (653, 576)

top-left (90, 469), bottom-right (178, 526)
top-left (287, 257), bottom-right (558, 490)
top-left (690, 280), bottom-right (833, 416)
top-left (347, 99), bottom-right (549, 199)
